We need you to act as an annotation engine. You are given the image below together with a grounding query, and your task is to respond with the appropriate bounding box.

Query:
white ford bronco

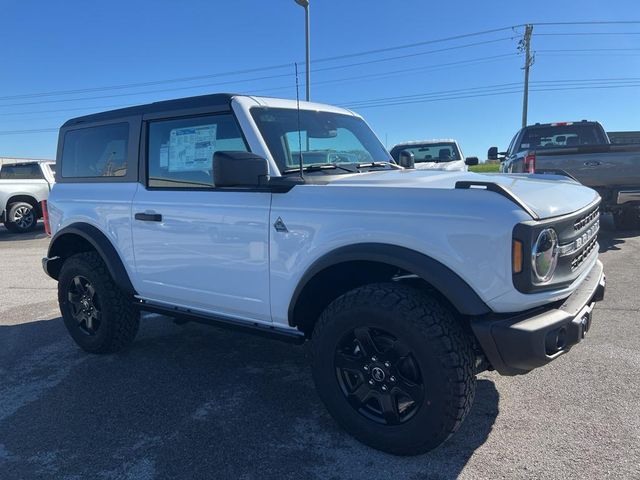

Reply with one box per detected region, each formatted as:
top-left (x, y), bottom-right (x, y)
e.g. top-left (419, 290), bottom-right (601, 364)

top-left (43, 94), bottom-right (605, 455)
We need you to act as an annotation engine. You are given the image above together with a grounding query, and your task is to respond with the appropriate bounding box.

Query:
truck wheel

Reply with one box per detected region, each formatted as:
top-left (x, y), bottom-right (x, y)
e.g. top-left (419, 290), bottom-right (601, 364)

top-left (311, 283), bottom-right (476, 455)
top-left (613, 208), bottom-right (640, 231)
top-left (58, 251), bottom-right (139, 353)
top-left (4, 201), bottom-right (37, 233)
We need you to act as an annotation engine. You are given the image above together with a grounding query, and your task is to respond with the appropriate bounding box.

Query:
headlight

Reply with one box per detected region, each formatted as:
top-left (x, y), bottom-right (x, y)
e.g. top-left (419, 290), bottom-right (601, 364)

top-left (532, 228), bottom-right (558, 283)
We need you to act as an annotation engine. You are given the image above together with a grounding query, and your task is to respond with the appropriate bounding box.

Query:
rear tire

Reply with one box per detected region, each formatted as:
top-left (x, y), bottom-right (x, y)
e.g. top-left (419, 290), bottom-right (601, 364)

top-left (613, 208), bottom-right (640, 231)
top-left (311, 283), bottom-right (476, 456)
top-left (58, 251), bottom-right (139, 353)
top-left (4, 201), bottom-right (37, 233)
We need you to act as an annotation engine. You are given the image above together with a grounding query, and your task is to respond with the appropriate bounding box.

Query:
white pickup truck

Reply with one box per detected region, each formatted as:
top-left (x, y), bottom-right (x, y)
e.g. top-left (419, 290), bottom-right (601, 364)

top-left (389, 139), bottom-right (478, 171)
top-left (42, 94), bottom-right (605, 455)
top-left (0, 160), bottom-right (55, 233)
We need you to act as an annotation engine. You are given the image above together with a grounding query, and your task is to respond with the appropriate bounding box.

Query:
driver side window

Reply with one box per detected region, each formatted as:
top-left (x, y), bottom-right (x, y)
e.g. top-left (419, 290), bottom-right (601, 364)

top-left (147, 114), bottom-right (248, 188)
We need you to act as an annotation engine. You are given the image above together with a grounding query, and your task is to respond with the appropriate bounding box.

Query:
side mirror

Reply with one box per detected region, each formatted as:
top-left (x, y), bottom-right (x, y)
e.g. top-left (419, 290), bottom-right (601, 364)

top-left (398, 150), bottom-right (415, 169)
top-left (487, 147), bottom-right (499, 161)
top-left (213, 151), bottom-right (269, 187)
top-left (465, 156), bottom-right (479, 166)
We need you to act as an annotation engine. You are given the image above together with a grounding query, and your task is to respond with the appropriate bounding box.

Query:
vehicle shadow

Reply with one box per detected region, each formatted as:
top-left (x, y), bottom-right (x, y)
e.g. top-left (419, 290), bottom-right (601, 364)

top-left (0, 223), bottom-right (47, 241)
top-left (0, 315), bottom-right (499, 480)
top-left (598, 213), bottom-right (640, 253)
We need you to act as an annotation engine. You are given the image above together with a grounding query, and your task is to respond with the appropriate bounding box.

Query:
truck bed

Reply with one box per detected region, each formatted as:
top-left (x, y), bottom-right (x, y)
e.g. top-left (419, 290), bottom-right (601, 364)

top-left (531, 144), bottom-right (640, 188)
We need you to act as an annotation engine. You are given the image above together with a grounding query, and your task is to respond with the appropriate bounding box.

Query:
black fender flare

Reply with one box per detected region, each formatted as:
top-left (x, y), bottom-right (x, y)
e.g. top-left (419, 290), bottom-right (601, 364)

top-left (45, 223), bottom-right (136, 295)
top-left (288, 243), bottom-right (490, 322)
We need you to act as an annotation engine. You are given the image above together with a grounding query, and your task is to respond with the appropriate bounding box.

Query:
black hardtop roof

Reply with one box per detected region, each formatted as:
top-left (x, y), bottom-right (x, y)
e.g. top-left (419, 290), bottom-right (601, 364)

top-left (62, 93), bottom-right (239, 127)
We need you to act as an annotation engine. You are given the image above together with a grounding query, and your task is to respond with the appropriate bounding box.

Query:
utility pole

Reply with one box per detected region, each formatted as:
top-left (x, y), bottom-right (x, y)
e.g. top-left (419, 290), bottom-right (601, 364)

top-left (520, 24), bottom-right (534, 128)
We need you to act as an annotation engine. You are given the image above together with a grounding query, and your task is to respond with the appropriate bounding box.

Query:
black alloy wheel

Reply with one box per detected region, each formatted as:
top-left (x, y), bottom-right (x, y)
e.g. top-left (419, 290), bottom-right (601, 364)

top-left (67, 275), bottom-right (102, 335)
top-left (335, 326), bottom-right (424, 425)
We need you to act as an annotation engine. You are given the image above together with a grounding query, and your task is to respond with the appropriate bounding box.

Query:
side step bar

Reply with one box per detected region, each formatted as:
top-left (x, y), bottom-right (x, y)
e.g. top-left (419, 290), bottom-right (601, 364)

top-left (455, 181), bottom-right (539, 220)
top-left (136, 300), bottom-right (306, 345)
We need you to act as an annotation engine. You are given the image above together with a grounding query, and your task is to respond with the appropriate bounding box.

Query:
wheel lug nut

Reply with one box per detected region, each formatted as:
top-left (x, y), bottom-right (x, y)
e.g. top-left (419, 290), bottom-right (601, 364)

top-left (381, 385), bottom-right (388, 392)
top-left (369, 379), bottom-right (375, 385)
top-left (363, 365), bottom-right (369, 371)
top-left (390, 376), bottom-right (396, 382)
top-left (371, 356), bottom-right (377, 362)
top-left (384, 361), bottom-right (391, 368)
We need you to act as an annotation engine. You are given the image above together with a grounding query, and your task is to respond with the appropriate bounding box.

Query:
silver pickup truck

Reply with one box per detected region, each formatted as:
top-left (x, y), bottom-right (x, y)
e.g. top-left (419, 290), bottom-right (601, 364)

top-left (0, 160), bottom-right (55, 233)
top-left (489, 121), bottom-right (640, 230)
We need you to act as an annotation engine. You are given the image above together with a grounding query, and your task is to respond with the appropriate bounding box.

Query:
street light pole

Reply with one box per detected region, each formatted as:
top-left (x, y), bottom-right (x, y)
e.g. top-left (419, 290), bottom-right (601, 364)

top-left (295, 0), bottom-right (310, 101)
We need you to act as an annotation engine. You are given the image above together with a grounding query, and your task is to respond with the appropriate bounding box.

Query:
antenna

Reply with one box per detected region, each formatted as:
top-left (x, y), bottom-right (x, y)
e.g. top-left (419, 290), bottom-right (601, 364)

top-left (295, 63), bottom-right (304, 179)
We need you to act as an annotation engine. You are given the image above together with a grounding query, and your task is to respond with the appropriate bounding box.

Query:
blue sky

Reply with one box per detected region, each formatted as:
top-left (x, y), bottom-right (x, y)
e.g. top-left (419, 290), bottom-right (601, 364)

top-left (1, 0), bottom-right (639, 160)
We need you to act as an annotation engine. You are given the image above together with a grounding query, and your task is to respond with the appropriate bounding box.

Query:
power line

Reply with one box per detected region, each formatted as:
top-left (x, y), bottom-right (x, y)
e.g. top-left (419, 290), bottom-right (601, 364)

top-left (4, 81), bottom-right (639, 135)
top-left (0, 37), bottom-right (517, 109)
top-left (532, 20), bottom-right (640, 26)
top-left (0, 54), bottom-right (520, 119)
top-left (535, 32), bottom-right (640, 36)
top-left (0, 26), bottom-right (522, 102)
top-left (342, 81), bottom-right (640, 109)
top-left (538, 48), bottom-right (640, 52)
top-left (310, 25), bottom-right (524, 64)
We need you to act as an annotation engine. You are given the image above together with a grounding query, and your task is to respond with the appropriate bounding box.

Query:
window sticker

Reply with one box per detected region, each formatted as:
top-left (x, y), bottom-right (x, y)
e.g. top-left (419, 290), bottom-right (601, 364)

top-left (168, 124), bottom-right (217, 172)
top-left (520, 143), bottom-right (530, 149)
top-left (159, 143), bottom-right (169, 168)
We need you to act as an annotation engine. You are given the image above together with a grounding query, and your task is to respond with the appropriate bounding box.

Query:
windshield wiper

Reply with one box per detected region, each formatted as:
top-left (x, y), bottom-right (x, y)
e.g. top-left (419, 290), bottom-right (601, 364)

top-left (357, 161), bottom-right (402, 170)
top-left (283, 163), bottom-right (359, 174)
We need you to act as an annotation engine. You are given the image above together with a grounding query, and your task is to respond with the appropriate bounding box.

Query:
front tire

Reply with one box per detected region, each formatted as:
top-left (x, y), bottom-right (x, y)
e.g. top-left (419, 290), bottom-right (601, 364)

top-left (311, 283), bottom-right (476, 456)
top-left (58, 252), bottom-right (139, 353)
top-left (4, 201), bottom-right (37, 233)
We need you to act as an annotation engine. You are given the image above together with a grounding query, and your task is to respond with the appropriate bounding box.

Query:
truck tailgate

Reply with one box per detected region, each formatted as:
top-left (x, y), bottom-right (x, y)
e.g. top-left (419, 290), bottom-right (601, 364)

top-left (535, 145), bottom-right (640, 188)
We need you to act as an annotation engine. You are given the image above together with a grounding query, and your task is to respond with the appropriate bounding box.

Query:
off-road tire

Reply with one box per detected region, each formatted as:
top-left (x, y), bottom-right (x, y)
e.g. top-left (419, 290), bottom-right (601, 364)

top-left (58, 251), bottom-right (139, 353)
top-left (4, 201), bottom-right (37, 233)
top-left (613, 208), bottom-right (640, 231)
top-left (311, 282), bottom-right (476, 456)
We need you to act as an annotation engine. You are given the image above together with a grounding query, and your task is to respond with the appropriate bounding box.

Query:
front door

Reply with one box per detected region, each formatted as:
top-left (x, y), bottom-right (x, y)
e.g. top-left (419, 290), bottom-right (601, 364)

top-left (130, 112), bottom-right (272, 322)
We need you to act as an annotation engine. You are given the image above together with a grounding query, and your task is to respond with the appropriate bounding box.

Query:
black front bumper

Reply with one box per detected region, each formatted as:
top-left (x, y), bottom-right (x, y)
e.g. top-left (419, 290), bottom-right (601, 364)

top-left (472, 260), bottom-right (606, 376)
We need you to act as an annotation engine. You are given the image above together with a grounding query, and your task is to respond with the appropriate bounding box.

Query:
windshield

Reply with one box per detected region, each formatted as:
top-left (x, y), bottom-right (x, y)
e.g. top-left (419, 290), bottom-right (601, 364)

top-left (250, 107), bottom-right (392, 173)
top-left (518, 124), bottom-right (607, 151)
top-left (390, 142), bottom-right (461, 163)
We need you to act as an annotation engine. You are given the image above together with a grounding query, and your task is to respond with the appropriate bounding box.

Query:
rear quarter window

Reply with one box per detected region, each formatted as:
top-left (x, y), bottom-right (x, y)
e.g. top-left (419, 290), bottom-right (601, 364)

top-left (0, 163), bottom-right (44, 180)
top-left (61, 123), bottom-right (130, 179)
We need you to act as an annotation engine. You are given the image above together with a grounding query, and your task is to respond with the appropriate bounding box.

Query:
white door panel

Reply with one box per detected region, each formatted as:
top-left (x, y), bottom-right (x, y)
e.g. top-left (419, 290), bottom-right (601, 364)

top-left (131, 188), bottom-right (272, 322)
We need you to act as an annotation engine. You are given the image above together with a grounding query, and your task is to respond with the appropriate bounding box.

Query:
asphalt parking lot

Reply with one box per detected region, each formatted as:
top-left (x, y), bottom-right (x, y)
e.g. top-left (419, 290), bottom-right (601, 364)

top-left (1, 217), bottom-right (639, 480)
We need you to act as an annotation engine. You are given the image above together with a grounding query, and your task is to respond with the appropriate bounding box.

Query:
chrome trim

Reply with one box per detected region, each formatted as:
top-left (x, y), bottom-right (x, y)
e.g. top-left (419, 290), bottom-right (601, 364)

top-left (558, 220), bottom-right (600, 257)
top-left (617, 190), bottom-right (640, 205)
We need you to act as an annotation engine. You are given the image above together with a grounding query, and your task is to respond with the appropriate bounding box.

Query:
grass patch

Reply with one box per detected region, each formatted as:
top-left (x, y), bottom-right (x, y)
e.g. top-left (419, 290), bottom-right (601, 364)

top-left (469, 163), bottom-right (500, 173)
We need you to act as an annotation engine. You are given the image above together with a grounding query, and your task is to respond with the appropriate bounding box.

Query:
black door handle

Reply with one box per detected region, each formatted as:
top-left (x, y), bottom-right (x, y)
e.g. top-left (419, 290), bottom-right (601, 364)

top-left (584, 161), bottom-right (601, 167)
top-left (135, 212), bottom-right (162, 222)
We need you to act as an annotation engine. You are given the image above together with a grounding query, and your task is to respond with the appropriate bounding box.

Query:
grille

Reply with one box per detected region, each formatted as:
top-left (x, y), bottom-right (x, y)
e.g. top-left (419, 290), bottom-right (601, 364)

top-left (571, 237), bottom-right (598, 271)
top-left (574, 206), bottom-right (599, 231)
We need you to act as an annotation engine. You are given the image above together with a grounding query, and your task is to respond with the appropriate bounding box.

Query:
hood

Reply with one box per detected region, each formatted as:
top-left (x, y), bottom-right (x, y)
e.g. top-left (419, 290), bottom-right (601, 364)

top-left (327, 169), bottom-right (599, 219)
top-left (414, 160), bottom-right (466, 171)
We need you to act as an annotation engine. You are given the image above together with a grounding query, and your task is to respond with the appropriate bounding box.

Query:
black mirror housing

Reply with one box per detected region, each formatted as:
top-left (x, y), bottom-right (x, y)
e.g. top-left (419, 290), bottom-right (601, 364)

top-left (398, 150), bottom-right (415, 169)
top-left (465, 157), bottom-right (479, 166)
top-left (487, 147), bottom-right (499, 161)
top-left (213, 151), bottom-right (269, 187)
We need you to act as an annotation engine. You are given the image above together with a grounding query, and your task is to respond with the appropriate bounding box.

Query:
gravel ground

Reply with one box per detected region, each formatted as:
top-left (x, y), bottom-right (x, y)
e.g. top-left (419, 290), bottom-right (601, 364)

top-left (0, 217), bottom-right (638, 480)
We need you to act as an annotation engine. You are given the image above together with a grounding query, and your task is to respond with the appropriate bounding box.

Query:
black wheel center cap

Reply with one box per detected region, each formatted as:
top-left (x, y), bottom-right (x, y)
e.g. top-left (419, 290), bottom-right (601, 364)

top-left (371, 366), bottom-right (386, 382)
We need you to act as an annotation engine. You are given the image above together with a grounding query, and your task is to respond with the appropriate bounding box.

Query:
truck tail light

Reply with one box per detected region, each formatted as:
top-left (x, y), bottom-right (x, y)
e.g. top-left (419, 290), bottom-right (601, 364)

top-left (41, 200), bottom-right (51, 236)
top-left (524, 153), bottom-right (536, 173)
top-left (512, 240), bottom-right (523, 274)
